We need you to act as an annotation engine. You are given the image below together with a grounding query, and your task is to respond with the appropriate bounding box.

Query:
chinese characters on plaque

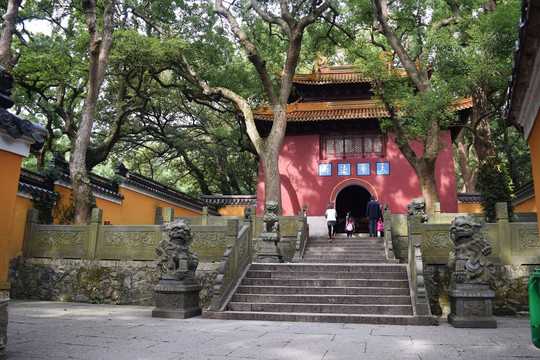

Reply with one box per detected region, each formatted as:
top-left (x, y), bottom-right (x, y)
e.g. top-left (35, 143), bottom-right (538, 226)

top-left (318, 162), bottom-right (390, 177)
top-left (318, 163), bottom-right (332, 176)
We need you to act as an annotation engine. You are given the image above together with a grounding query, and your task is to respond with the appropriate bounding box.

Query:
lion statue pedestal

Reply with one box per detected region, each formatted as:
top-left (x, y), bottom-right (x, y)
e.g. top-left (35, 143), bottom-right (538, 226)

top-left (257, 201), bottom-right (283, 263)
top-left (446, 217), bottom-right (496, 328)
top-left (152, 219), bottom-right (202, 319)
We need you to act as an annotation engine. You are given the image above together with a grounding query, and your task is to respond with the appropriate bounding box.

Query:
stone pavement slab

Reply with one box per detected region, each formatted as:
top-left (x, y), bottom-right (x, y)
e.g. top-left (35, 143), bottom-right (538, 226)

top-left (5, 300), bottom-right (540, 360)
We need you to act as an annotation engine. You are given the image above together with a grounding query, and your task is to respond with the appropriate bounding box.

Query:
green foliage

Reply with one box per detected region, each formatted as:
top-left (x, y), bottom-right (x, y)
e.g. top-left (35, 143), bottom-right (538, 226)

top-left (42, 165), bottom-right (62, 181)
top-left (476, 156), bottom-right (514, 222)
top-left (53, 194), bottom-right (75, 225)
top-left (8, 0), bottom-right (530, 207)
top-left (32, 192), bottom-right (76, 225)
top-left (31, 196), bottom-right (56, 224)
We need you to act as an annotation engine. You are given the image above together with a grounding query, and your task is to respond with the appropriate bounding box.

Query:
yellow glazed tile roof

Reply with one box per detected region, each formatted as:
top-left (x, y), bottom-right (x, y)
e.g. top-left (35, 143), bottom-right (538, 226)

top-left (252, 98), bottom-right (473, 122)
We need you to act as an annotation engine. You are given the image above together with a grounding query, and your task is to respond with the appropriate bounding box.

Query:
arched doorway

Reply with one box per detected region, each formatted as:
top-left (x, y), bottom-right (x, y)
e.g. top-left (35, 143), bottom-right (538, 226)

top-left (335, 185), bottom-right (372, 233)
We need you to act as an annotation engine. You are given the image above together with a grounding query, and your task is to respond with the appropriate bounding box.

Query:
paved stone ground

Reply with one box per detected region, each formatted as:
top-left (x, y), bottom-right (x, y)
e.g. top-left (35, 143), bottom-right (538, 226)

top-left (5, 300), bottom-right (540, 359)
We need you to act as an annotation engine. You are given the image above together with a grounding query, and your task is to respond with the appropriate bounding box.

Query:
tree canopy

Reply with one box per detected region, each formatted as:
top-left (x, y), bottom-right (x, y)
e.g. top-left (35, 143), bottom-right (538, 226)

top-left (0, 0), bottom-right (530, 218)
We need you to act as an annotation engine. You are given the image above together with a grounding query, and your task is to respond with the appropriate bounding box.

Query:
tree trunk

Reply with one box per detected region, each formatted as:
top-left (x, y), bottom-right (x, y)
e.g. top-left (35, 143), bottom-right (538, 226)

top-left (454, 128), bottom-right (478, 193)
top-left (471, 84), bottom-right (496, 160)
top-left (0, 0), bottom-right (22, 69)
top-left (260, 143), bottom-right (282, 207)
top-left (416, 158), bottom-right (439, 214)
top-left (70, 0), bottom-right (115, 224)
top-left (208, 0), bottom-right (331, 214)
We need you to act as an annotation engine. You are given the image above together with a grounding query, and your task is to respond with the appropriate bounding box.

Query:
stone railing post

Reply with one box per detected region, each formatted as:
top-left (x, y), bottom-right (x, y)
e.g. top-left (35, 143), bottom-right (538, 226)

top-left (155, 207), bottom-right (163, 225)
top-left (202, 206), bottom-right (209, 225)
top-left (22, 209), bottom-right (39, 256)
top-left (383, 208), bottom-right (395, 259)
top-left (243, 209), bottom-right (253, 255)
top-left (250, 205), bottom-right (257, 235)
top-left (294, 208), bottom-right (307, 259)
top-left (226, 219), bottom-right (239, 246)
top-left (87, 208), bottom-right (102, 260)
top-left (433, 202), bottom-right (442, 223)
top-left (163, 207), bottom-right (174, 228)
top-left (497, 202), bottom-right (511, 265)
top-left (409, 216), bottom-right (429, 315)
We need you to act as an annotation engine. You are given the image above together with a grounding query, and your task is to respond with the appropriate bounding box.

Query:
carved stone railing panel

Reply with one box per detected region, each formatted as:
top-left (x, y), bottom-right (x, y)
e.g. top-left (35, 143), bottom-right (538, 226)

top-left (253, 216), bottom-right (301, 237)
top-left (23, 208), bottom-right (233, 263)
top-left (420, 222), bottom-right (500, 264)
top-left (510, 222), bottom-right (540, 264)
top-left (190, 225), bottom-right (228, 262)
top-left (210, 219), bottom-right (252, 312)
top-left (28, 225), bottom-right (90, 259)
top-left (96, 225), bottom-right (162, 260)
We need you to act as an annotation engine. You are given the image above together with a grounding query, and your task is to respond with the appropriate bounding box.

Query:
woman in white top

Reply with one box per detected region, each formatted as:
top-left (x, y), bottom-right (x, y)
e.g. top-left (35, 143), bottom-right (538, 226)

top-left (325, 203), bottom-right (337, 241)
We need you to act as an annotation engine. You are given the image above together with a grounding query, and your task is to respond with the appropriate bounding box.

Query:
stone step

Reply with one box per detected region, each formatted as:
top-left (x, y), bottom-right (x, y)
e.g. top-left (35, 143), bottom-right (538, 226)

top-left (304, 253), bottom-right (386, 262)
top-left (245, 270), bottom-right (408, 280)
top-left (303, 249), bottom-right (386, 255)
top-left (227, 302), bottom-right (413, 315)
top-left (240, 277), bottom-right (410, 288)
top-left (236, 285), bottom-right (411, 296)
top-left (203, 233), bottom-right (435, 326)
top-left (307, 240), bottom-right (384, 246)
top-left (249, 263), bottom-right (405, 272)
top-left (295, 258), bottom-right (400, 264)
top-left (202, 311), bottom-right (438, 326)
top-left (231, 293), bottom-right (412, 305)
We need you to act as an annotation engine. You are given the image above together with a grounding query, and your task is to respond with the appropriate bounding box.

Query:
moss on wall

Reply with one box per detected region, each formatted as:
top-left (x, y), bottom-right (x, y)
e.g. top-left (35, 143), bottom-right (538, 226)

top-left (425, 264), bottom-right (533, 316)
top-left (8, 258), bottom-right (219, 308)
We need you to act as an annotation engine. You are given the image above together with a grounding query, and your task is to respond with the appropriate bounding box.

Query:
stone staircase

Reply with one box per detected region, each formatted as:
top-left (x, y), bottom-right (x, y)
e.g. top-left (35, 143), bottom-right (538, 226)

top-left (203, 234), bottom-right (437, 325)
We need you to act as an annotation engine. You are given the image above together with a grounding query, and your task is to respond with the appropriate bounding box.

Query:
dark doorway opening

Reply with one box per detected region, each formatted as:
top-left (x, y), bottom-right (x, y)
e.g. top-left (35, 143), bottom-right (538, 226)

top-left (335, 185), bottom-right (372, 233)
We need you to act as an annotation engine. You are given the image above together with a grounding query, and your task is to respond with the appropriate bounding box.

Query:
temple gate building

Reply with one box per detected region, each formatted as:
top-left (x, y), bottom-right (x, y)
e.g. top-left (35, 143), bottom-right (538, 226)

top-left (251, 63), bottom-right (472, 235)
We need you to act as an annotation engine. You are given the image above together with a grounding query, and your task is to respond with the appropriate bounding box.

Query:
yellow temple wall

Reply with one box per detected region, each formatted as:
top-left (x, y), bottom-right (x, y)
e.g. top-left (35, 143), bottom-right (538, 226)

top-left (0, 150), bottom-right (23, 285)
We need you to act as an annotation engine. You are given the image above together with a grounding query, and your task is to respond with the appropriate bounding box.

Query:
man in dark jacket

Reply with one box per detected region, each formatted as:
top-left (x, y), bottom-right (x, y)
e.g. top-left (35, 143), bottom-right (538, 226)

top-left (366, 196), bottom-right (382, 237)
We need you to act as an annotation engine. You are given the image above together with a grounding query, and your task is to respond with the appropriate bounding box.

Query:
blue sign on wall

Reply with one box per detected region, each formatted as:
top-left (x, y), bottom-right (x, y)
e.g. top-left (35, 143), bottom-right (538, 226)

top-left (319, 163), bottom-right (332, 176)
top-left (338, 163), bottom-right (351, 176)
top-left (376, 162), bottom-right (390, 175)
top-left (357, 162), bottom-right (371, 176)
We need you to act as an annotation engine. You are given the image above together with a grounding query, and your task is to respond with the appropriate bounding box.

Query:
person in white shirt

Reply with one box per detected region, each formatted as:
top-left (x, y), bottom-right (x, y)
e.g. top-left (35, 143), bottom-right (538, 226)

top-left (325, 203), bottom-right (337, 242)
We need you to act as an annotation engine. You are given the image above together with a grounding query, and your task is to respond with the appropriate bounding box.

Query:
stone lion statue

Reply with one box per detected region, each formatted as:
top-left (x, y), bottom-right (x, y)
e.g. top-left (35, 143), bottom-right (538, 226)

top-left (408, 198), bottom-right (428, 222)
top-left (155, 219), bottom-right (198, 280)
top-left (243, 206), bottom-right (251, 220)
top-left (262, 200), bottom-right (280, 233)
top-left (447, 216), bottom-right (493, 285)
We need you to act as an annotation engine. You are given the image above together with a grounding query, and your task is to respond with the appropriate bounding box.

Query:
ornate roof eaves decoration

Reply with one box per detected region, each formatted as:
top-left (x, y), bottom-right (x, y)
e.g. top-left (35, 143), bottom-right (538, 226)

top-left (115, 162), bottom-right (220, 215)
top-left (504, 0), bottom-right (540, 139)
top-left (512, 180), bottom-right (535, 205)
top-left (18, 168), bottom-right (59, 201)
top-left (294, 55), bottom-right (432, 86)
top-left (0, 108), bottom-right (46, 150)
top-left (0, 68), bottom-right (45, 150)
top-left (293, 64), bottom-right (372, 85)
top-left (250, 98), bottom-right (473, 122)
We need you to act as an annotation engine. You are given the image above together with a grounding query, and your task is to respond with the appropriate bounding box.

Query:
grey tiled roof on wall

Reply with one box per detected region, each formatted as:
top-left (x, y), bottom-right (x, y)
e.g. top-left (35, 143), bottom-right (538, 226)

top-left (200, 194), bottom-right (257, 207)
top-left (50, 153), bottom-right (124, 200)
top-left (115, 162), bottom-right (219, 215)
top-left (18, 168), bottom-right (59, 201)
top-left (457, 193), bottom-right (481, 203)
top-left (0, 68), bottom-right (45, 149)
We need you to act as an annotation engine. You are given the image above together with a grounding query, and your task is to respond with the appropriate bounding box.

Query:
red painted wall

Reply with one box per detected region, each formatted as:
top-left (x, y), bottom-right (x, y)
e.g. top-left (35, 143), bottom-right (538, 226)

top-left (257, 131), bottom-right (458, 216)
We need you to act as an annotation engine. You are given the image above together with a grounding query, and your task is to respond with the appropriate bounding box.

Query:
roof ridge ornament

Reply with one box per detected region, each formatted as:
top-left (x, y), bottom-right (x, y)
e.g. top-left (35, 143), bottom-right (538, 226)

top-left (315, 55), bottom-right (329, 74)
top-left (379, 51), bottom-right (394, 73)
